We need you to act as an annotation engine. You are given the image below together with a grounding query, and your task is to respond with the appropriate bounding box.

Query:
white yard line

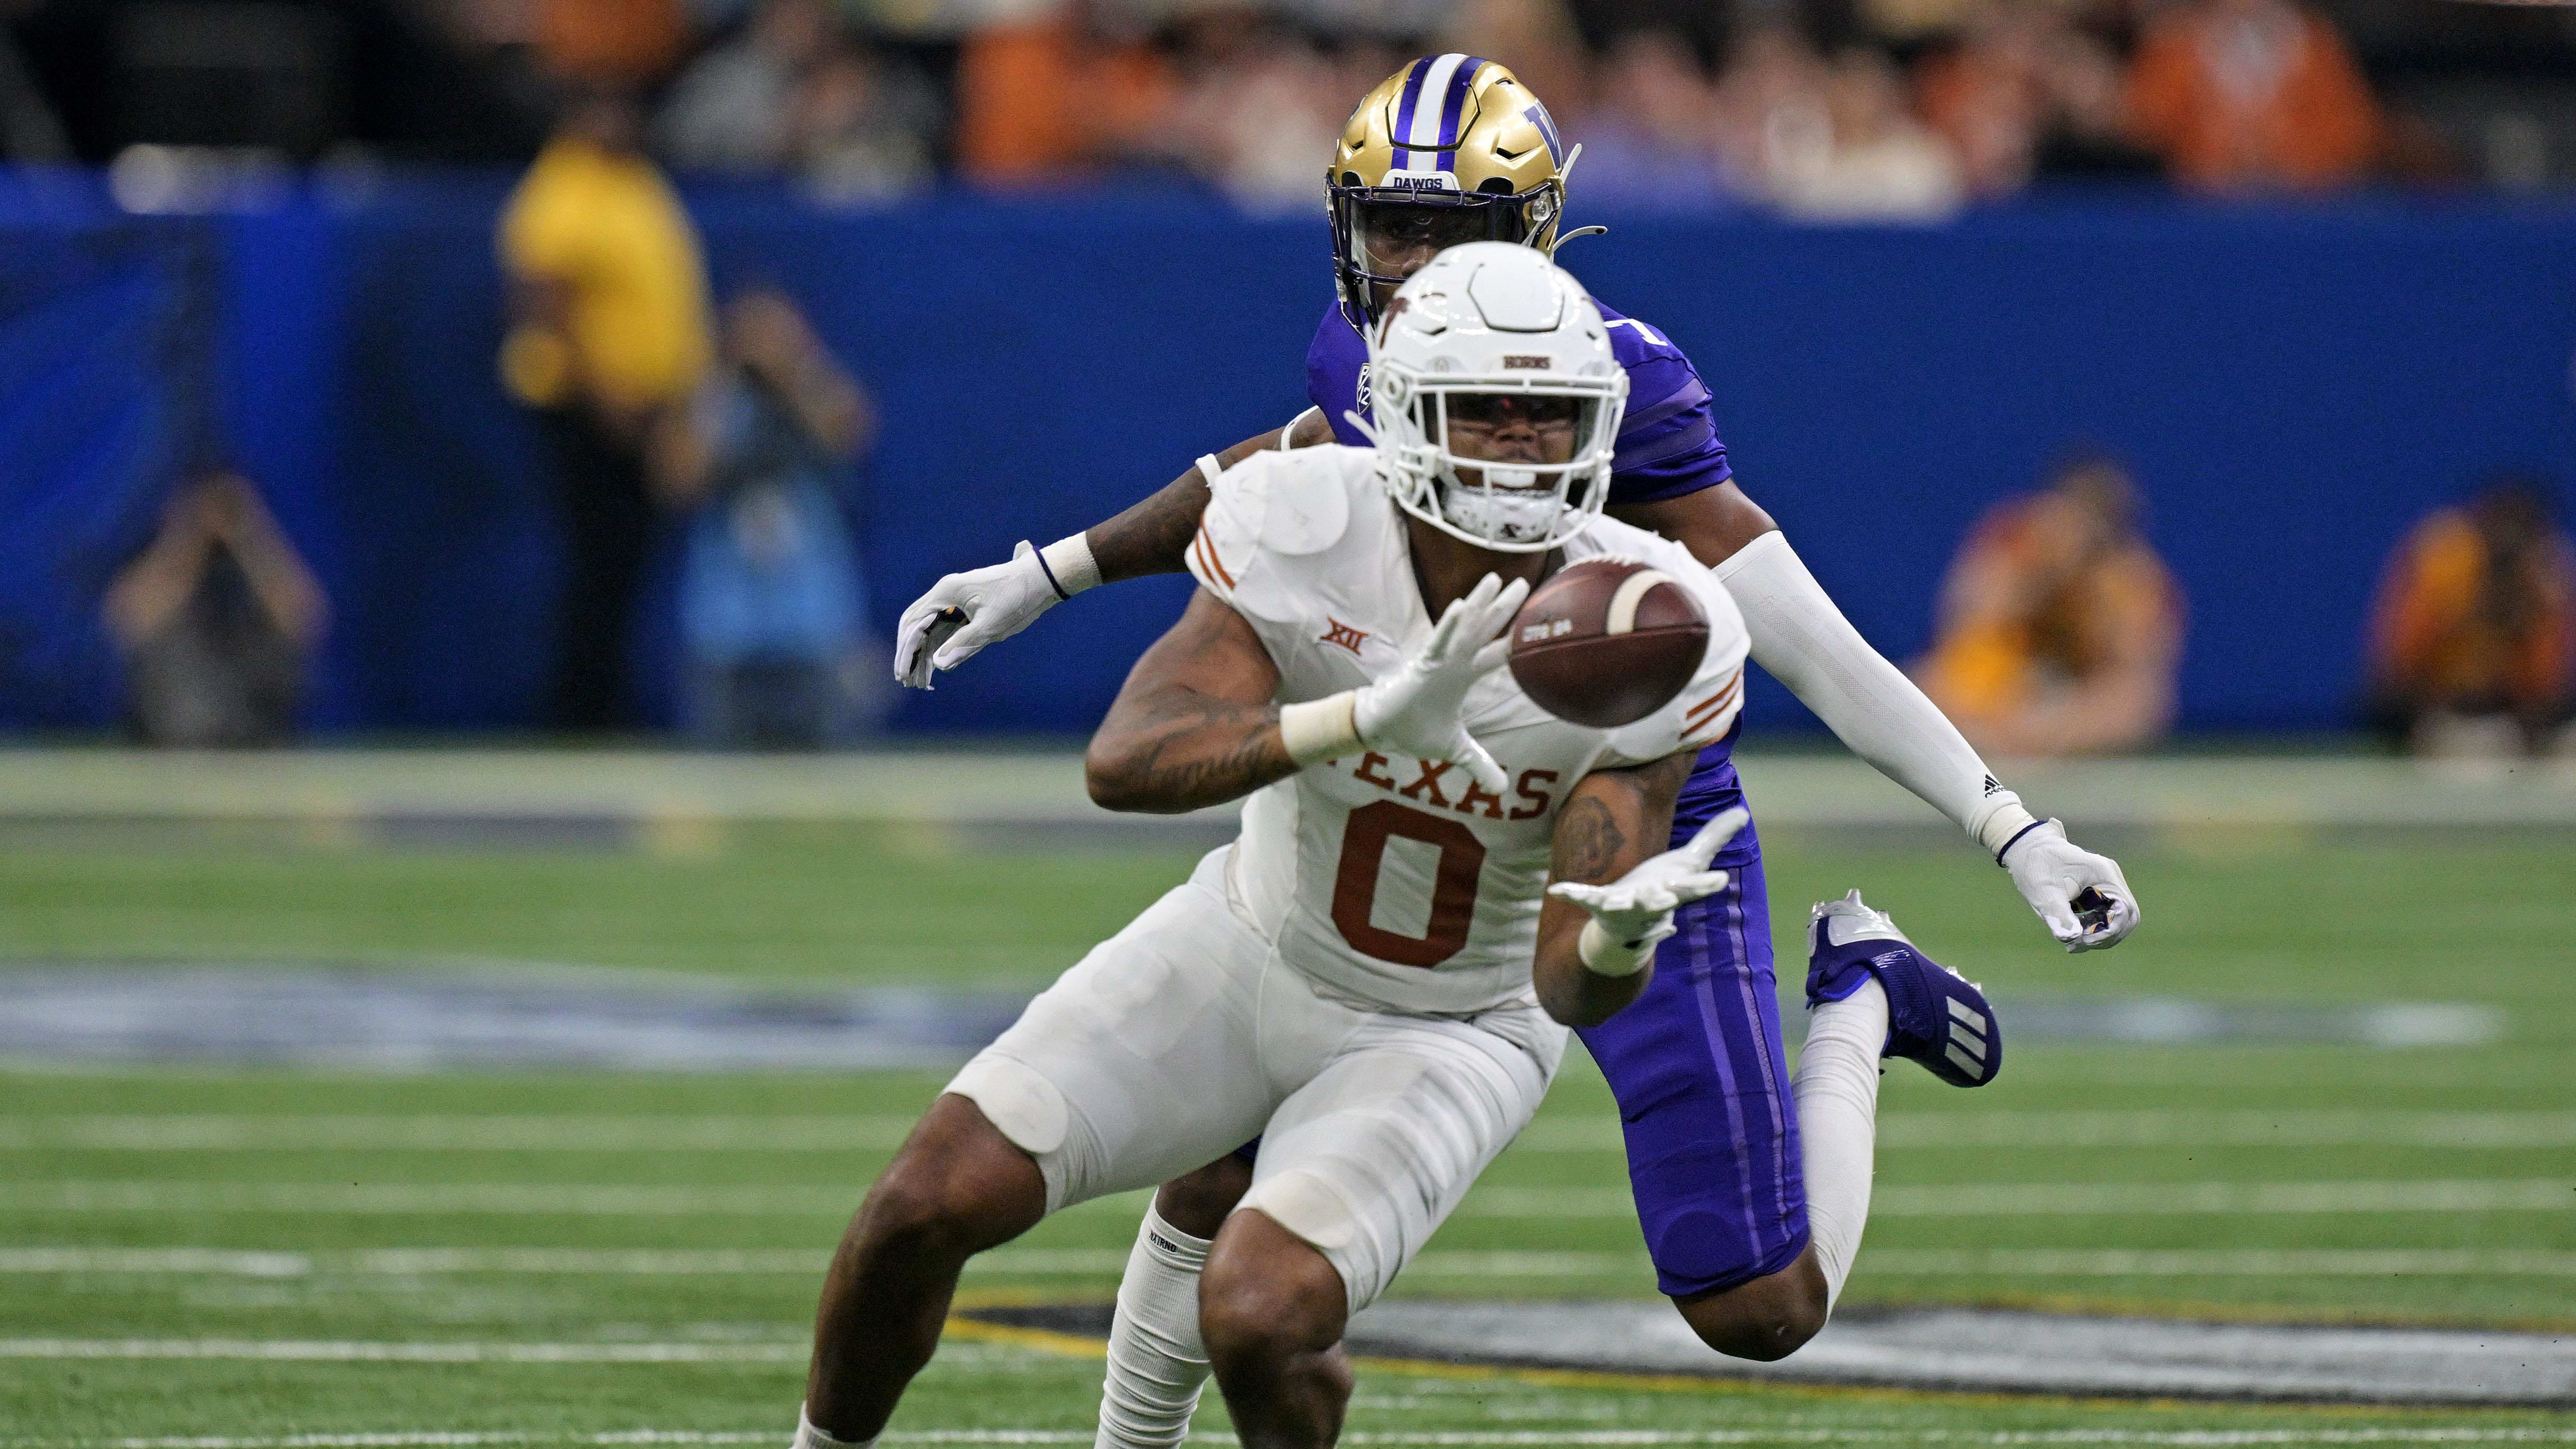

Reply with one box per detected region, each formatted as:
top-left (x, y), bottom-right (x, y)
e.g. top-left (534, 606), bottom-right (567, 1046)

top-left (0, 1339), bottom-right (807, 1362)
top-left (1867, 1111), bottom-right (2576, 1151)
top-left (0, 1248), bottom-right (321, 1275)
top-left (1, 1179), bottom-right (2565, 1217)
top-left (0, 1438), bottom-right (827, 1449)
top-left (0, 1182), bottom-right (866, 1214)
top-left (8, 1246), bottom-right (2574, 1279)
top-left (1864, 1249), bottom-right (2576, 1276)
top-left (1320, 1437), bottom-right (2576, 1446)
top-left (0, 1247), bottom-right (1625, 1278)
top-left (0, 1117), bottom-right (924, 1152)
top-left (1876, 1180), bottom-right (2576, 1215)
top-left (5, 1423), bottom-right (2576, 1433)
top-left (3, 1437), bottom-right (793, 1449)
top-left (7, 1111), bottom-right (2571, 1155)
top-left (1460, 1180), bottom-right (2576, 1218)
top-left (0, 1246), bottom-right (1649, 1278)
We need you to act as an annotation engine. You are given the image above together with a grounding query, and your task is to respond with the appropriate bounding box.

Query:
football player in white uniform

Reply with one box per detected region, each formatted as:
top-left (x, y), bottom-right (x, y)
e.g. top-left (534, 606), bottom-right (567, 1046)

top-left (892, 72), bottom-right (2136, 1428)
top-left (794, 246), bottom-right (1759, 1449)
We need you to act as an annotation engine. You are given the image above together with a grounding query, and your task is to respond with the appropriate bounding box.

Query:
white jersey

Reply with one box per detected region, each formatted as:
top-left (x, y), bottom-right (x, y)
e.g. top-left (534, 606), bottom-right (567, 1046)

top-left (1185, 444), bottom-right (1750, 1015)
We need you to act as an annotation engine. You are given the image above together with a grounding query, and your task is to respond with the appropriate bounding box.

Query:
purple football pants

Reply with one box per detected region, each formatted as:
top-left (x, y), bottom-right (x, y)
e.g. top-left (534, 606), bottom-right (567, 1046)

top-left (1572, 749), bottom-right (1811, 1299)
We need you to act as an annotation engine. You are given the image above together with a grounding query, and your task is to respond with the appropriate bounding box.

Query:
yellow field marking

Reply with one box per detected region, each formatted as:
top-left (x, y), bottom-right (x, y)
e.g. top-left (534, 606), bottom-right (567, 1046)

top-left (940, 1316), bottom-right (1109, 1361)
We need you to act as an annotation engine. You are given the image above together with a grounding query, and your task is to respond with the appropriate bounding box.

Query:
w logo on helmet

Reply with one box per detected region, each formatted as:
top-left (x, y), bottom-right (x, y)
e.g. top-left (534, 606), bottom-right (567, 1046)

top-left (1523, 104), bottom-right (1564, 166)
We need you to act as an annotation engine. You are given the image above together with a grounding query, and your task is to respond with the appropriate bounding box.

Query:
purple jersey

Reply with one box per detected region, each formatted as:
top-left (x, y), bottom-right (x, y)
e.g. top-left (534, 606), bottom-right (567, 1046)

top-left (1301, 296), bottom-right (1734, 507)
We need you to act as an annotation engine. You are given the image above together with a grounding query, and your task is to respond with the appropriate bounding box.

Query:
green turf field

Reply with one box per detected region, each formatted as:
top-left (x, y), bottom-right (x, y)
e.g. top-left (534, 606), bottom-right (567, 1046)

top-left (2, 778), bottom-right (2572, 1445)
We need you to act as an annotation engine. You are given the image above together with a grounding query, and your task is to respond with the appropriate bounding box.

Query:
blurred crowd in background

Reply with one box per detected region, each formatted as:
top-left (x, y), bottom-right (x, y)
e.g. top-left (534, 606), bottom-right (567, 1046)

top-left (12, 0), bottom-right (2574, 756)
top-left (6, 0), bottom-right (2576, 210)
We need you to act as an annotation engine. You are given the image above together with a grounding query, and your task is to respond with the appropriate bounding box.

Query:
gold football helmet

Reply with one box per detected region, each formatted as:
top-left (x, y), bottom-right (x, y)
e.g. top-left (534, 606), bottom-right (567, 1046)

top-left (1328, 54), bottom-right (1575, 331)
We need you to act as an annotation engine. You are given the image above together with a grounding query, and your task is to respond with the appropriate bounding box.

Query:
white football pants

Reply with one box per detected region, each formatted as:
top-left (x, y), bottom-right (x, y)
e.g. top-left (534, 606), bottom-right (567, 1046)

top-left (948, 848), bottom-right (1565, 1312)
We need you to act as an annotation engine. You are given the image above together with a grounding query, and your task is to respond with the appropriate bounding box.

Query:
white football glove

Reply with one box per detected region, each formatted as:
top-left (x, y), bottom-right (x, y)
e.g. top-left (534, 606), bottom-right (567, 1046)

top-left (2001, 818), bottom-right (2139, 952)
top-left (1349, 573), bottom-right (1529, 797)
top-left (893, 542), bottom-right (1060, 689)
top-left (1548, 806), bottom-right (1750, 975)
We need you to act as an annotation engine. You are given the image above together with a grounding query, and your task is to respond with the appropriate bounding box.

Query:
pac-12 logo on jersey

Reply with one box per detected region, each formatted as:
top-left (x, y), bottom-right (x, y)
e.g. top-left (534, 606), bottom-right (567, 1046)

top-left (1355, 362), bottom-right (1372, 418)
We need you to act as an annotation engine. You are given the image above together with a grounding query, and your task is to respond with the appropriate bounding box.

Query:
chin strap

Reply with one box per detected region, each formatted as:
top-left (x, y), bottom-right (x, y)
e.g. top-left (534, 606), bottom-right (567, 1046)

top-left (1342, 409), bottom-right (1379, 445)
top-left (1547, 145), bottom-right (1607, 255)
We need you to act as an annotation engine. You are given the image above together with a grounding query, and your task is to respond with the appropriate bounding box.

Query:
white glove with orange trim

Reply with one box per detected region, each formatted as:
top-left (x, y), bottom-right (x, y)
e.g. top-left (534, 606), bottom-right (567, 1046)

top-left (1277, 573), bottom-right (1529, 796)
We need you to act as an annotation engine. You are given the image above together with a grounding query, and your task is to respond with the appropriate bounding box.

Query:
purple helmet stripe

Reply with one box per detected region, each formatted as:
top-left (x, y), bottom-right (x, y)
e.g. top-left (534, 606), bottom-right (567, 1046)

top-left (1390, 58), bottom-right (1432, 168)
top-left (1434, 56), bottom-right (1490, 171)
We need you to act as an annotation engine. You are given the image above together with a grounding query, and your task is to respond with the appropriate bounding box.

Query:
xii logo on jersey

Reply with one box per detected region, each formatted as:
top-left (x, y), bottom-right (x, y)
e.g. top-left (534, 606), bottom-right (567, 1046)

top-left (1320, 618), bottom-right (1370, 655)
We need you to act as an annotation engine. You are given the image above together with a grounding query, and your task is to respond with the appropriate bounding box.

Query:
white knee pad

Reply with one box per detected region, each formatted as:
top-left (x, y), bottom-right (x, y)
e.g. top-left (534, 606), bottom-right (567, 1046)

top-left (1236, 1170), bottom-right (1371, 1314)
top-left (947, 1052), bottom-right (1077, 1213)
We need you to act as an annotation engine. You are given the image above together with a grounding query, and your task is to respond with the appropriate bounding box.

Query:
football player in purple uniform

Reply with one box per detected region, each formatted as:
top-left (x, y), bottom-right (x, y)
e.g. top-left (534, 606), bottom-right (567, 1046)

top-left (869, 53), bottom-right (2138, 1449)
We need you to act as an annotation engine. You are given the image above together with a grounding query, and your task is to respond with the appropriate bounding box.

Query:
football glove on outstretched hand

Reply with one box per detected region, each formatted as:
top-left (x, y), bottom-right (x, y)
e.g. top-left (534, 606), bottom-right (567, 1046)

top-left (894, 542), bottom-right (1059, 689)
top-left (2002, 819), bottom-right (2140, 952)
top-left (1549, 806), bottom-right (1750, 970)
top-left (1350, 573), bottom-right (1529, 799)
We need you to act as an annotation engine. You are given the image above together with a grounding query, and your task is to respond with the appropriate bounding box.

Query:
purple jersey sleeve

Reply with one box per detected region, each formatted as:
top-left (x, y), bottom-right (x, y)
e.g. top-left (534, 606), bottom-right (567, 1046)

top-left (1589, 297), bottom-right (1734, 505)
top-left (1303, 296), bottom-right (1733, 507)
top-left (1307, 301), bottom-right (1374, 447)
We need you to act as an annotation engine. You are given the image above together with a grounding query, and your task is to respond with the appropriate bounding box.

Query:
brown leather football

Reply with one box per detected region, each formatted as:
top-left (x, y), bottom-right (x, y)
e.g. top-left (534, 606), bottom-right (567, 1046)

top-left (1506, 557), bottom-right (1710, 728)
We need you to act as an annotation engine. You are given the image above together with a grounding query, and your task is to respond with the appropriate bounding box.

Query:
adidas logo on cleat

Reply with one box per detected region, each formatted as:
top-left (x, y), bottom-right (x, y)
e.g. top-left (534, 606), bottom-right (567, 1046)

top-left (1944, 996), bottom-right (1991, 1080)
top-left (1806, 889), bottom-right (2000, 1087)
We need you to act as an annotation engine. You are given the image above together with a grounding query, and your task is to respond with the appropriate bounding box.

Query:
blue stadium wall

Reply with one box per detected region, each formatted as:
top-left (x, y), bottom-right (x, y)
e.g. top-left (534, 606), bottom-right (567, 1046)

top-left (5, 172), bottom-right (2574, 737)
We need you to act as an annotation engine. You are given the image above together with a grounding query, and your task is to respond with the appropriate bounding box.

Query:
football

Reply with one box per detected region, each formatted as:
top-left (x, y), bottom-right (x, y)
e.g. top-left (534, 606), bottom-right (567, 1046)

top-left (1506, 557), bottom-right (1711, 728)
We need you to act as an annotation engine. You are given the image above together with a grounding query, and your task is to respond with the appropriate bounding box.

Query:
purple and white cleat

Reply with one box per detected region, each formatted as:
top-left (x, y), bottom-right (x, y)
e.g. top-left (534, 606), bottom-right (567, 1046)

top-left (1806, 890), bottom-right (2001, 1087)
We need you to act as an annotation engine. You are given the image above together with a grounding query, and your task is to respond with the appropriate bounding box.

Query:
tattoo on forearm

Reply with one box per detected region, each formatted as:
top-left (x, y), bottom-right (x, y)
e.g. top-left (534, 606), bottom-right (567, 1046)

top-left (1555, 751), bottom-right (1693, 886)
top-left (1557, 796), bottom-right (1630, 882)
top-left (1115, 692), bottom-right (1296, 806)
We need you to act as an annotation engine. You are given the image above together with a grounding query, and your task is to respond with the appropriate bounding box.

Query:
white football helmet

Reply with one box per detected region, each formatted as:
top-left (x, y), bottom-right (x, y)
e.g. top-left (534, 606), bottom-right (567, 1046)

top-left (1362, 241), bottom-right (1627, 553)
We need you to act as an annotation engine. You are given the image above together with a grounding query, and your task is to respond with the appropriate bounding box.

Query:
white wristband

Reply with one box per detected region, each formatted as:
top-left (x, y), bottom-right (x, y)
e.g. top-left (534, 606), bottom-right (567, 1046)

top-left (1577, 918), bottom-right (1654, 977)
top-left (1278, 692), bottom-right (1362, 767)
top-left (1195, 453), bottom-right (1226, 489)
top-left (1036, 534), bottom-right (1100, 599)
top-left (1976, 797), bottom-right (2043, 863)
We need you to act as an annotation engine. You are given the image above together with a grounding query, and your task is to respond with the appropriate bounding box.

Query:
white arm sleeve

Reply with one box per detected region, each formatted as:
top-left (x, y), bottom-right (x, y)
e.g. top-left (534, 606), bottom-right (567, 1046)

top-left (1713, 530), bottom-right (2038, 858)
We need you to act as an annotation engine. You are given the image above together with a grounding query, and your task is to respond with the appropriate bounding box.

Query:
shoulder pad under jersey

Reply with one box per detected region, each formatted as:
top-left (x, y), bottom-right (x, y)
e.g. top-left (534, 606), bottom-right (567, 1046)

top-left (1191, 447), bottom-right (1368, 606)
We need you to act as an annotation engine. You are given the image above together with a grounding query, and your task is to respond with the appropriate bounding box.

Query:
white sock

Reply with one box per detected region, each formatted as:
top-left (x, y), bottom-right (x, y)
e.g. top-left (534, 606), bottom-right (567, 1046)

top-left (1793, 977), bottom-right (1888, 1311)
top-left (1095, 1205), bottom-right (1215, 1449)
top-left (795, 1405), bottom-right (874, 1449)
